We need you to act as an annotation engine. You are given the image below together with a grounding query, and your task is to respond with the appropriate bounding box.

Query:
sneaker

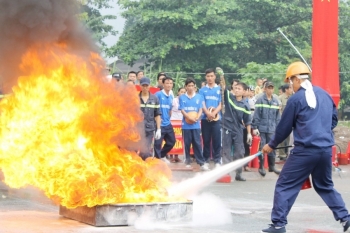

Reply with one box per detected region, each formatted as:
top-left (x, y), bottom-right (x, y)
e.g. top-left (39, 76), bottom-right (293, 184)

top-left (342, 220), bottom-right (350, 232)
top-left (200, 164), bottom-right (210, 171)
top-left (215, 163), bottom-right (221, 169)
top-left (161, 157), bottom-right (170, 164)
top-left (261, 224), bottom-right (286, 233)
top-left (204, 162), bottom-right (210, 167)
top-left (185, 164), bottom-right (192, 168)
top-left (174, 157), bottom-right (182, 163)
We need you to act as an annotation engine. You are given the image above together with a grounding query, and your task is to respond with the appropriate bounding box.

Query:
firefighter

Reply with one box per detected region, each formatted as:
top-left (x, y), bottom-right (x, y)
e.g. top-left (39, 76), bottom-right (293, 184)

top-left (220, 78), bottom-right (252, 181)
top-left (260, 62), bottom-right (350, 233)
top-left (252, 81), bottom-right (281, 176)
top-left (139, 77), bottom-right (161, 160)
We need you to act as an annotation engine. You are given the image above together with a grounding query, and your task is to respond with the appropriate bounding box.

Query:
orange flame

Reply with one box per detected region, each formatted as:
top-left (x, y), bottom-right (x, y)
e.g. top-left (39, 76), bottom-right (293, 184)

top-left (0, 44), bottom-right (178, 208)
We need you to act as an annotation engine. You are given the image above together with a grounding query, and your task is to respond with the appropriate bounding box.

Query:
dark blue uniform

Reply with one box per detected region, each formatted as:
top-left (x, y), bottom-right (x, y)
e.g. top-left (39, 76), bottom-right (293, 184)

top-left (267, 86), bottom-right (350, 227)
top-left (221, 90), bottom-right (251, 177)
top-left (139, 92), bottom-right (161, 159)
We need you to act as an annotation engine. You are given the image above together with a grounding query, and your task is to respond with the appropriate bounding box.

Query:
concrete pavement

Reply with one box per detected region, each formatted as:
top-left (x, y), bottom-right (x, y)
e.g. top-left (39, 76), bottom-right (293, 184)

top-left (0, 163), bottom-right (350, 233)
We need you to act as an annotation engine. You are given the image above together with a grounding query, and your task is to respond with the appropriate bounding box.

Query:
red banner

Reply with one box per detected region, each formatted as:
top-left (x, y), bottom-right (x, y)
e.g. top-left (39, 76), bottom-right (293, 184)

top-left (312, 0), bottom-right (339, 106)
top-left (135, 85), bottom-right (160, 94)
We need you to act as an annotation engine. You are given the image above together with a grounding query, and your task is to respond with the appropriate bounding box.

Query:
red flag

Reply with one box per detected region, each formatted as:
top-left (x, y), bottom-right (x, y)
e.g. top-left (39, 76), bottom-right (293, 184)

top-left (312, 0), bottom-right (339, 106)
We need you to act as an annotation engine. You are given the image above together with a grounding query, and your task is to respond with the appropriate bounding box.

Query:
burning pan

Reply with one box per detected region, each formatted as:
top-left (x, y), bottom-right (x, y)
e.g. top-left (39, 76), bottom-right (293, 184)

top-left (59, 201), bottom-right (193, 226)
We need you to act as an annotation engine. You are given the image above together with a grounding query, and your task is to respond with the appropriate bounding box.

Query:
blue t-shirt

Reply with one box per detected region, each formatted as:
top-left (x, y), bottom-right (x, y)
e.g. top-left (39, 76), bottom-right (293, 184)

top-left (179, 93), bottom-right (203, 129)
top-left (155, 90), bottom-right (173, 127)
top-left (199, 85), bottom-right (222, 120)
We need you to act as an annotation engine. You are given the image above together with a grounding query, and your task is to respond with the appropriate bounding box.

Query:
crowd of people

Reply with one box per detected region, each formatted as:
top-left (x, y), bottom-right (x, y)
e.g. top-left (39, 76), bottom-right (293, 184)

top-left (109, 67), bottom-right (294, 180)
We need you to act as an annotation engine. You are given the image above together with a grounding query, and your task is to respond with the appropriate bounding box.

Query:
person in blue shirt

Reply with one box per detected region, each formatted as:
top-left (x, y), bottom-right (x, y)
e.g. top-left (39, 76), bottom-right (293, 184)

top-left (179, 78), bottom-right (209, 171)
top-left (260, 62), bottom-right (350, 233)
top-left (154, 76), bottom-right (176, 163)
top-left (199, 68), bottom-right (222, 168)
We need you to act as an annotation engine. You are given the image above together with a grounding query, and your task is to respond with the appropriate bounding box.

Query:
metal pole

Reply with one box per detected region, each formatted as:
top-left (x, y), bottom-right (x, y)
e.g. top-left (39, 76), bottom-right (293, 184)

top-left (277, 28), bottom-right (312, 72)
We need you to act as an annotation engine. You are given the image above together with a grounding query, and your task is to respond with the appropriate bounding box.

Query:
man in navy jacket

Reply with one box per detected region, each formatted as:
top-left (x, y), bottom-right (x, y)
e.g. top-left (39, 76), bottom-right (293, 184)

top-left (260, 62), bottom-right (350, 233)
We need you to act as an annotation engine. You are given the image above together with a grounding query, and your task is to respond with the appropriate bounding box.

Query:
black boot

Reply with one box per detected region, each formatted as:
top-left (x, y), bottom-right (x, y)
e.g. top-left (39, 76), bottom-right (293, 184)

top-left (268, 156), bottom-right (281, 175)
top-left (235, 168), bottom-right (246, 181)
top-left (258, 154), bottom-right (266, 177)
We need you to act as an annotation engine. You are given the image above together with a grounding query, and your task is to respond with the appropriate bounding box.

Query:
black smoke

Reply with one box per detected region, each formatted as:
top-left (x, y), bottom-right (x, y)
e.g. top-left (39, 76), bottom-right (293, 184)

top-left (0, 0), bottom-right (101, 92)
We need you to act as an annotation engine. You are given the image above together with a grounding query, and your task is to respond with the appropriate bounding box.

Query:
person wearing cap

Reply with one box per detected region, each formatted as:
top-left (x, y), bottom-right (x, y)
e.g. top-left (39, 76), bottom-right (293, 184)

top-left (139, 77), bottom-right (161, 160)
top-left (154, 76), bottom-right (176, 163)
top-left (252, 81), bottom-right (281, 177)
top-left (112, 73), bottom-right (122, 82)
top-left (260, 62), bottom-right (350, 233)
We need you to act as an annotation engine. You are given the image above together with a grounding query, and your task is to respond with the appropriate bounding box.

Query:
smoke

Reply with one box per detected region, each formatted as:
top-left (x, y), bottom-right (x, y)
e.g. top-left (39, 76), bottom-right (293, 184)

top-left (0, 0), bottom-right (100, 92)
top-left (192, 193), bottom-right (232, 227)
top-left (124, 193), bottom-right (232, 230)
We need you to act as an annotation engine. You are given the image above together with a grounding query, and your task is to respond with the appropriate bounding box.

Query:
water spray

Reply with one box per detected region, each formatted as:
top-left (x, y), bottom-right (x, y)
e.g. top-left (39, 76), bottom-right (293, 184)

top-left (168, 152), bottom-right (262, 199)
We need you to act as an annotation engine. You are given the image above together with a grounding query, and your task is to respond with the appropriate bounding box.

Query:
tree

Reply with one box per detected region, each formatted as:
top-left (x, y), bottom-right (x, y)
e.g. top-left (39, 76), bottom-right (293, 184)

top-left (110, 0), bottom-right (248, 73)
top-left (112, 0), bottom-right (314, 73)
top-left (238, 62), bottom-right (287, 88)
top-left (338, 0), bottom-right (350, 115)
top-left (78, 0), bottom-right (117, 52)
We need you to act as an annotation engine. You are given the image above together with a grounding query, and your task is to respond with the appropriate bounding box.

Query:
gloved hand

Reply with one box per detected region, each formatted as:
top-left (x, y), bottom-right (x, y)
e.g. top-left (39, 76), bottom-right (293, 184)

top-left (247, 133), bottom-right (252, 145)
top-left (253, 129), bottom-right (260, 136)
top-left (155, 129), bottom-right (161, 140)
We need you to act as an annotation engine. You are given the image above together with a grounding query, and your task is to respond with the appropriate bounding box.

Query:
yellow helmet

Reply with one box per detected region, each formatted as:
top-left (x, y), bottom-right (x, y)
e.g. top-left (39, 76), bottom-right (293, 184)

top-left (284, 62), bottom-right (311, 83)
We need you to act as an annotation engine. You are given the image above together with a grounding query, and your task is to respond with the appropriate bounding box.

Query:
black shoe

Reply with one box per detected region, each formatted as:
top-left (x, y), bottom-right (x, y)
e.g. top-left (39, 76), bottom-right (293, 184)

top-left (342, 220), bottom-right (350, 232)
top-left (268, 167), bottom-right (281, 175)
top-left (268, 157), bottom-right (281, 175)
top-left (258, 168), bottom-right (266, 177)
top-left (261, 224), bottom-right (286, 233)
top-left (235, 175), bottom-right (246, 181)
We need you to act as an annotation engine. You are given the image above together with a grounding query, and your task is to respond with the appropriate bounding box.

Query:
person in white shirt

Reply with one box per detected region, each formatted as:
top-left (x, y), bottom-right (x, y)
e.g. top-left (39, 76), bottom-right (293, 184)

top-left (169, 87), bottom-right (186, 162)
top-left (171, 87), bottom-right (186, 121)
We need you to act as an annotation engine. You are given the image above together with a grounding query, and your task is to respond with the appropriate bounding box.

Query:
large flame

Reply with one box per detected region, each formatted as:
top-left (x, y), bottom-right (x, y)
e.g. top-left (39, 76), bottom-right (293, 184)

top-left (0, 44), bottom-right (177, 208)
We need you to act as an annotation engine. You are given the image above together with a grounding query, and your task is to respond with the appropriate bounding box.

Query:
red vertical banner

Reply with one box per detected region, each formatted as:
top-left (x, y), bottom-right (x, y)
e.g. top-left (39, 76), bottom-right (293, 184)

top-left (312, 0), bottom-right (339, 106)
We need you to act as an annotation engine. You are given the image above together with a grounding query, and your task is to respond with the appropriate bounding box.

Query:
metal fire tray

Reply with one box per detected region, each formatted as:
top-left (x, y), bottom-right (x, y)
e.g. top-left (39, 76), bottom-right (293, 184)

top-left (59, 201), bottom-right (193, 226)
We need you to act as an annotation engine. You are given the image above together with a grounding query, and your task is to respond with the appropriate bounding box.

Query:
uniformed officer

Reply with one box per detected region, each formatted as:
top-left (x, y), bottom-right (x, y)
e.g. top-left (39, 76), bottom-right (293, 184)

top-left (252, 81), bottom-right (281, 176)
top-left (260, 62), bottom-right (350, 233)
top-left (139, 77), bottom-right (161, 160)
top-left (221, 79), bottom-right (252, 181)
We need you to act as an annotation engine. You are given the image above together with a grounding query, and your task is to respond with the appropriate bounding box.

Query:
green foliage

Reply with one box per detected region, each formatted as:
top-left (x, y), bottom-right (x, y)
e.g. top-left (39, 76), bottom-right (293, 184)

top-left (78, 1), bottom-right (117, 52)
top-left (339, 1), bottom-right (350, 111)
top-left (110, 0), bottom-right (247, 72)
top-left (238, 62), bottom-right (287, 88)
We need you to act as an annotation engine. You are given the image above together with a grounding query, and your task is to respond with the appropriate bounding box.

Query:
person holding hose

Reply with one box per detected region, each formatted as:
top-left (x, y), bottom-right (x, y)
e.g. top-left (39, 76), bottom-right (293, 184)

top-left (260, 61), bottom-right (350, 233)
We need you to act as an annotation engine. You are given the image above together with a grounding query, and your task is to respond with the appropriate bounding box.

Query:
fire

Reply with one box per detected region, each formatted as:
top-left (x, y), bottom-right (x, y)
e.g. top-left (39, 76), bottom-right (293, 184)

top-left (0, 44), bottom-right (178, 208)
